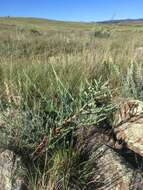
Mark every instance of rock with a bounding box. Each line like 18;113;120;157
93;145;140;190
0;150;13;190
0;149;28;190
113;98;143;157
77;125;143;190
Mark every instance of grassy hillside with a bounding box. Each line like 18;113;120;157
0;17;143;189
0;16;97;32
1;17;143;99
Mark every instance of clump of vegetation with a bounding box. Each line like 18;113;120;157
92;25;110;38
0;79;115;189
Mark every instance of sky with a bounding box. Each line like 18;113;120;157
1;0;143;22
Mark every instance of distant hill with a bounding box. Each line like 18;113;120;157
0;16;143;33
1;16;143;26
97;18;143;24
0;16;96;32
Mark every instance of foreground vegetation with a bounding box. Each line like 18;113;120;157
0;17;143;189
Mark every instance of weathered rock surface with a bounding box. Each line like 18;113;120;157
77;125;143;190
0;150;13;190
0;149;28;190
113;98;143;157
94;145;142;190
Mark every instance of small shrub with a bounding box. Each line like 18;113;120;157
0;80;115;189
93;27;110;38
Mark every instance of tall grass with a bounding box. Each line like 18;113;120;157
0;19;143;189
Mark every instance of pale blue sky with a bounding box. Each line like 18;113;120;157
0;0;143;22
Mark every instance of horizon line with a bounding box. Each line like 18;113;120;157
1;15;143;23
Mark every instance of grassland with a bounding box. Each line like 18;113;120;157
0;17;143;189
